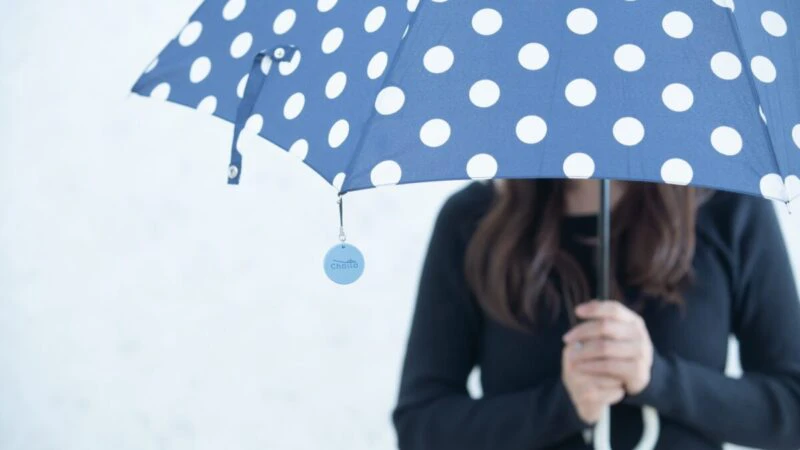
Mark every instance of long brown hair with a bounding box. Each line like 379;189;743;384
464;179;711;331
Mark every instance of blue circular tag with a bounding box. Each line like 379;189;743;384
323;243;365;285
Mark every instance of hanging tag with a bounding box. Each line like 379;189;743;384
324;243;365;285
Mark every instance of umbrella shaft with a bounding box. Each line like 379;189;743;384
597;179;611;300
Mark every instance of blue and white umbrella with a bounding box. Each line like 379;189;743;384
131;1;800;448
133;0;800;202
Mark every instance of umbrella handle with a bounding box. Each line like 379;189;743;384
593;405;660;450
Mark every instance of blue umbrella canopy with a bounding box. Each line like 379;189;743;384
132;0;800;203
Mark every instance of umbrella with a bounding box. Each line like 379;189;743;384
131;1;800;448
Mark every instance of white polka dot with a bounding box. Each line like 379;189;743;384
711;51;742;80
614;44;646;72
197;95;217;114
332;172;346;191
365;6;386;33
563;153;595;179
761;11;788;37
236;73;249;98
325;72;347;99
711;126;742;156
469;80;500;108
565;79;596;107
260;57;273;75
144;58;158;73
322;28;344;54
368;52;389;79
662;83;694;112
472;8;503;36
150;82;170;101
407;0;420;12
329;119;350;148
375;86;405;115
279;51;301;75
179;21;203;46
420;119;451;148
317;0;337;13
567;8;597;35
661;158;694;185
273;9;296;35
223;0;246;20
424;46;454;74
371;160;402;186
518;43;549;71
244;114;263;133
751;56;776;83
283;92;305;120
713;0;735;10
466;154;498;179
792;124;800;149
230;32;253;59
760;173;786;200
288;139;308;160
613;117;645;146
516;116;548;144
190;57;212;83
662;11;693;39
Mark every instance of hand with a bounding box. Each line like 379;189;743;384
563;300;654;395
562;341;626;424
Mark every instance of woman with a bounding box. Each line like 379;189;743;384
392;179;800;449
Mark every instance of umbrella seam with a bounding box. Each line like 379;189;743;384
723;5;788;201
339;4;426;194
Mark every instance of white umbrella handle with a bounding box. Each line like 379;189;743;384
593;406;660;450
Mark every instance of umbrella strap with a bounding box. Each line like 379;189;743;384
227;45;297;184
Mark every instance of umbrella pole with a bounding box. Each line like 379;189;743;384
597;179;611;300
593;179;613;450
593;180;660;450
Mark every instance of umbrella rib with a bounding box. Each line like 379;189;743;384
338;4;426;194
722;7;788;199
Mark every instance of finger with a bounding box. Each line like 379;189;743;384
563;319;637;343
567;339;640;362
593;387;626;406
578;386;626;406
575;300;641;324
567;369;623;389
575;359;638;379
589;375;623;390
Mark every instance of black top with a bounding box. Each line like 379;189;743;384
392;181;800;450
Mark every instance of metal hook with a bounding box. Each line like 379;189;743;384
338;195;346;243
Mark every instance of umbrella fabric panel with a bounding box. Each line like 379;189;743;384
345;0;800;201
730;0;800;199
132;1;414;187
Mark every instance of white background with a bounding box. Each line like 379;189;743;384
1;1;799;449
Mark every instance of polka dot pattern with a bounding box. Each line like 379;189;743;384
563;153;595;179
469;80;500;108
133;2;800;202
472;9;503;36
424;46;454;74
466;154;498;179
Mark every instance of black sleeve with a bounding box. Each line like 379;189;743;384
626;197;800;449
392;191;587;450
